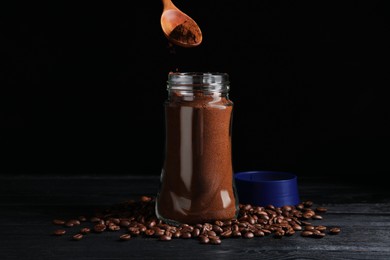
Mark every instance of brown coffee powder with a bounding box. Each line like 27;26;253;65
169;20;202;45
156;93;238;224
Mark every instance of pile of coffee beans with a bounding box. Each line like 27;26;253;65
51;196;341;244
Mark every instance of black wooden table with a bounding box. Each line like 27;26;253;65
1;175;390;260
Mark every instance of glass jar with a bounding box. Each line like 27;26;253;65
155;72;239;225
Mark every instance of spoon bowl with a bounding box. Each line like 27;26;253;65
161;0;202;48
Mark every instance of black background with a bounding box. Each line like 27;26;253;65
1;1;389;184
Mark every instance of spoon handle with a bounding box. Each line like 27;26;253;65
162;0;176;11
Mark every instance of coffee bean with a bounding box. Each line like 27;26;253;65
147;220;156;229
232;230;242;237
312;215;323;220
78;216;87;222
292;224;302;231
314;232;326;238
140;196;152;202
293;218;302;225
316;225;327;232
312;230;322;235
220;230;232;238
329;227;341;235
301;231;313;237
119;234;131;241
144;229;155;236
244;232;254;238
240;215;249;221
153;228;165;237
80;228;91;234
52;219;65;225
209;237;222;245
258;214;269;221
64;221;74;227
159;235;172;241
243;204;252;211
192;228;200;237
261;229;272;235
94;223;106;233
285;228;295;236
214;220;224;227
238;221;248;228
207;230;217;237
316;207;328;213
304;225;315;231
111;218;120;225
212;225;223;234
119;220;130;227
72;234;83;241
254;230;265;237
138;225;147;232
181;226;194;233
67;219;81;226
166;227;176;233
303;201;313;207
238;228;248;234
108;225;121;231
53;229;66;236
199;236;210;244
232;224;239;232
90;217;101;223
274;230;284;238
181;232;191;239
312;230;325;238
248;217;257;225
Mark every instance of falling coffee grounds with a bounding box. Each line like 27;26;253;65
51;196;341;245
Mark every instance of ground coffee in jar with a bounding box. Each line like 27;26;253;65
155;72;239;225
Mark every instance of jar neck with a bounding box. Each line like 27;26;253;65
167;90;229;103
167;72;230;94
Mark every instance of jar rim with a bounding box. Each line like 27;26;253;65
167;72;230;91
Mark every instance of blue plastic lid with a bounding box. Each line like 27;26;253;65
234;171;300;207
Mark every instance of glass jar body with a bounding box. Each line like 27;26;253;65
155;72;239;225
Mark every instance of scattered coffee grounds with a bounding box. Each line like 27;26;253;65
156;91;238;224
169;20;201;45
51;196;341;244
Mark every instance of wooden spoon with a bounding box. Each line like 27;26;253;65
160;0;202;48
